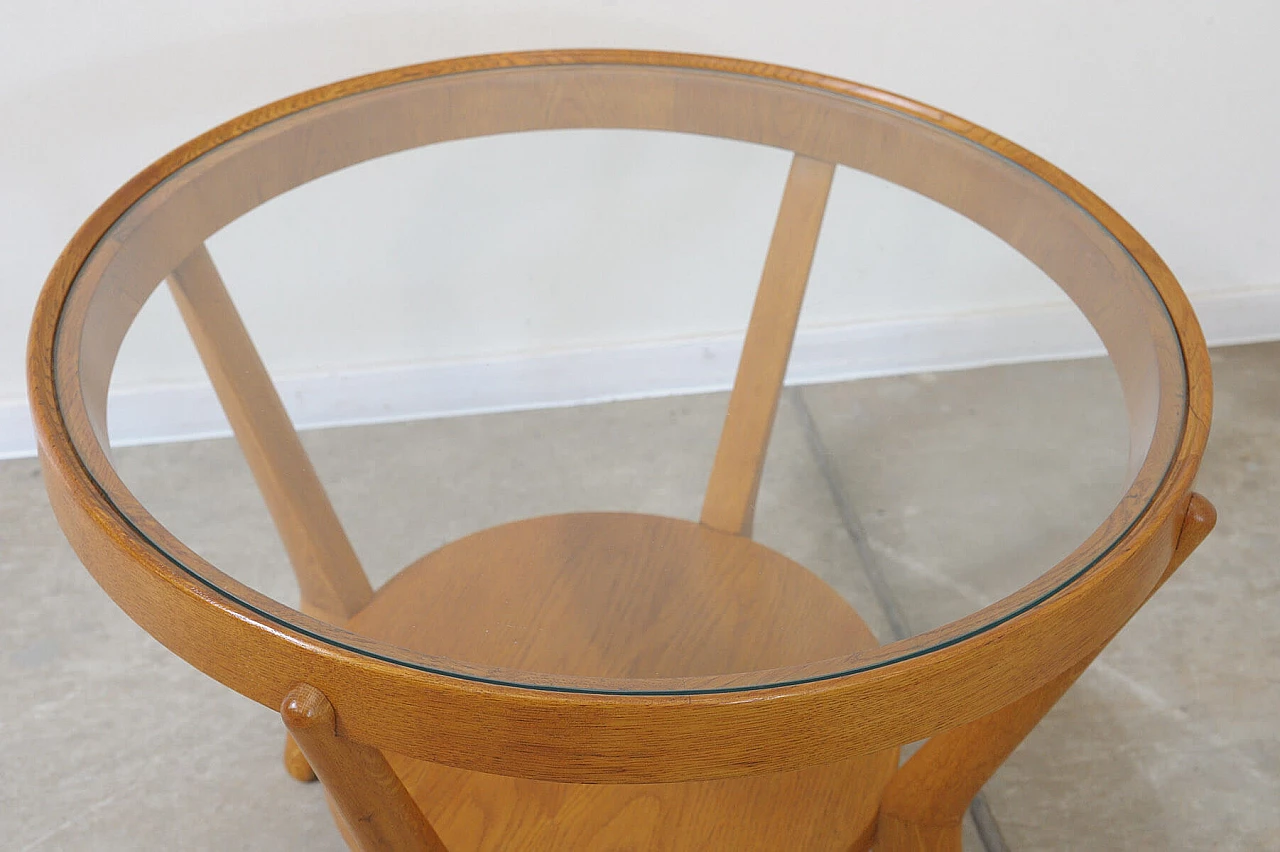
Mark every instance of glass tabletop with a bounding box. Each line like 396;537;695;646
53;56;1187;694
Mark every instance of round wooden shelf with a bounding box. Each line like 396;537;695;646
347;512;894;848
351;513;878;679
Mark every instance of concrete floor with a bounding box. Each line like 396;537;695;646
3;343;1277;850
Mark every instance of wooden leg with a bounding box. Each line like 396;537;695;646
875;493;1215;851
283;732;317;783
876;653;1094;851
281;684;448;851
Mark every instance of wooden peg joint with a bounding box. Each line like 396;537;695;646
1169;492;1216;573
281;684;447;851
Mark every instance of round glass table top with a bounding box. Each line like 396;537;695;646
46;53;1194;695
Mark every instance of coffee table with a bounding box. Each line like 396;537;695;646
28;50;1214;850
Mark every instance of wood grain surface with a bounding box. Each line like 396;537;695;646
348;512;876;678
348;511;896;849
282;683;446;851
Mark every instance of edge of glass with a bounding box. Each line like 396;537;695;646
56;65;1190;696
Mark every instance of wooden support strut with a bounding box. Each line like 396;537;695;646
875;493;1216;851
281;684;448;851
168;245;374;623
701;154;836;537
169;244;378;783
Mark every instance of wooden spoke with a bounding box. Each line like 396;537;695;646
282;684;448;851
168;245;373;624
701;154;836;536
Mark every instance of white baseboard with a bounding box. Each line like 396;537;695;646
4;289;1278;460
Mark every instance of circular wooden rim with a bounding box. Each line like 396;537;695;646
29;50;1211;779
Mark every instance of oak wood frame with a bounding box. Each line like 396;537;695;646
28;50;1214;849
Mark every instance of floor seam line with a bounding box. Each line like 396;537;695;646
788;386;911;640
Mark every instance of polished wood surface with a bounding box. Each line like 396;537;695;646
282;684;446;851
702;154;835;537
28;50;1216;850
345;512;895;849
391;753;891;851
349;512;876;677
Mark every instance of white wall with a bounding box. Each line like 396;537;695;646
3;1;1278;454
